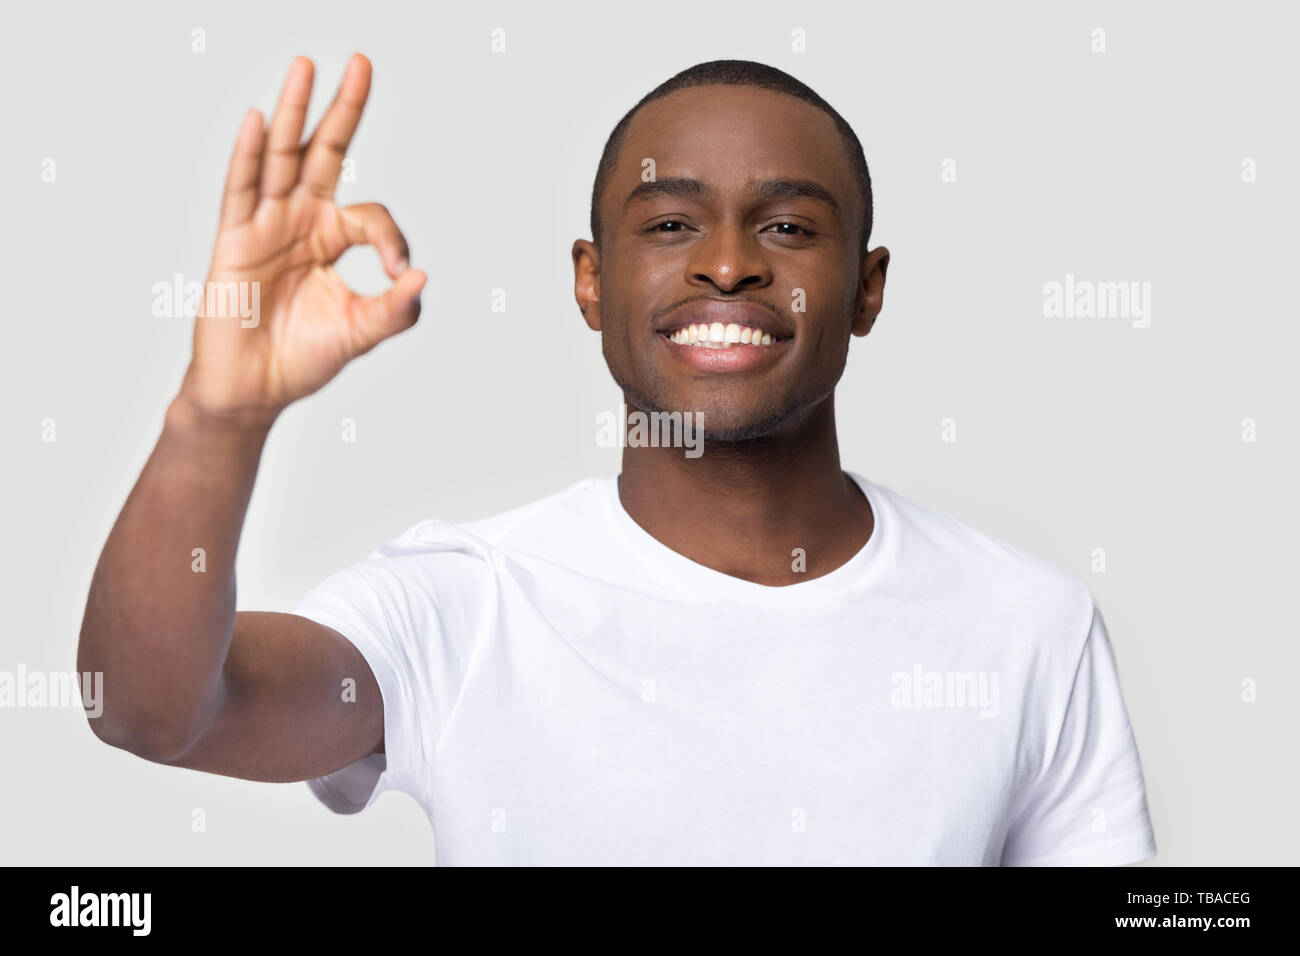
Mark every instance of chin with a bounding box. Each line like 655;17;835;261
614;370;815;443
662;395;803;444
695;411;800;443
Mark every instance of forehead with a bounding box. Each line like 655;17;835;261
613;84;856;210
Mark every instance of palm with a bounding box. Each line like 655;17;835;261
184;55;425;421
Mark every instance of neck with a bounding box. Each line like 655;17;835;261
617;394;873;586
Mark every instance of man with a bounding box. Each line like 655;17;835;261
79;54;1157;866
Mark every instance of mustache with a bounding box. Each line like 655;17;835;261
654;294;790;325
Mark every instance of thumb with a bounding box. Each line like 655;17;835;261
353;268;426;352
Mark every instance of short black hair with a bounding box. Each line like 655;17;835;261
589;59;874;256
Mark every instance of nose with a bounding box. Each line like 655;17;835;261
685;222;773;295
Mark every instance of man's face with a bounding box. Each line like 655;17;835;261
574;84;888;441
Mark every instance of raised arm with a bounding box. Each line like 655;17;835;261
78;55;423;781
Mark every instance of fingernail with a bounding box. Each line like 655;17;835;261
395;258;409;273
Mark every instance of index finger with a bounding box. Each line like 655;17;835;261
299;53;372;198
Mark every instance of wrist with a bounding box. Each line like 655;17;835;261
166;387;280;440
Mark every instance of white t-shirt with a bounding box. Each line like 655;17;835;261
290;472;1156;866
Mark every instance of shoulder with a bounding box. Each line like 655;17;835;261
294;478;605;628
359;476;607;577
455;476;607;548
860;474;1095;645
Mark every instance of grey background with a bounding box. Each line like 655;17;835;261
1;0;1295;864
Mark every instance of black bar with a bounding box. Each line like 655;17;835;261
2;866;1282;941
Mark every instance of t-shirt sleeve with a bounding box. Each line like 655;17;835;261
287;524;494;815
1000;601;1157;866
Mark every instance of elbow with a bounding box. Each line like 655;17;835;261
85;707;201;764
77;627;220;764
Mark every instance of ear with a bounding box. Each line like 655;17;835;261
851;246;889;337
572;238;602;331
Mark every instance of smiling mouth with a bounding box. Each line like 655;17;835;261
660;322;787;348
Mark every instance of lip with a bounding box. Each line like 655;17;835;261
657;326;790;372
656;300;795;341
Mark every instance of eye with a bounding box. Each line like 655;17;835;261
764;222;814;237
646;219;692;233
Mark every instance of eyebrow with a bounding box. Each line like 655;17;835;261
623;176;840;214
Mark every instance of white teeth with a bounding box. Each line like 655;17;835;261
668;323;781;347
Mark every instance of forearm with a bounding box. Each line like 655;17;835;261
78;54;413;767
77;390;275;756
